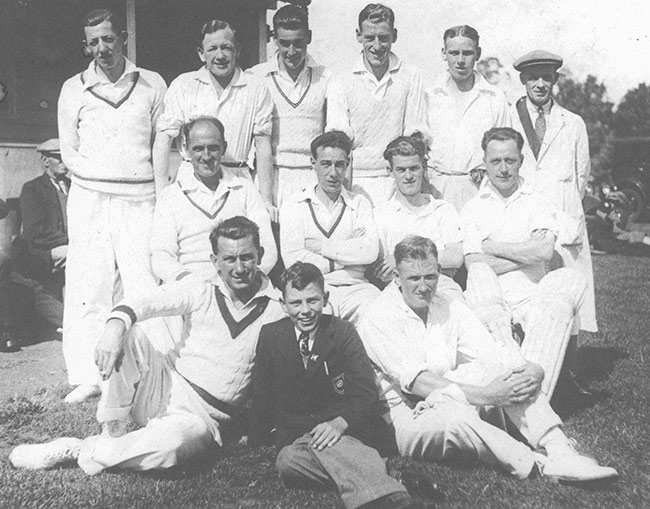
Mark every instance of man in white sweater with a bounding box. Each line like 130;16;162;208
150;116;277;282
248;4;329;208
327;3;427;206
57;9;167;404
280;131;380;326
10;216;286;475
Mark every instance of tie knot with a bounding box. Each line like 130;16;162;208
537;106;545;115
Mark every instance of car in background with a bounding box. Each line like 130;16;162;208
611;137;650;223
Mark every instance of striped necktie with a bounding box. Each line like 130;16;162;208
299;332;310;368
535;106;546;143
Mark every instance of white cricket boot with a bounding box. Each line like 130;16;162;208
9;437;82;470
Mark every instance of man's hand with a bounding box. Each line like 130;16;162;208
506;363;544;401
370;257;394;283
484;371;533;407
304;237;323;255
264;201;279;223
94;319;128;380
310;416;348;450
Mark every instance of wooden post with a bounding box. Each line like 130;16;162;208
257;6;267;64
126;0;137;63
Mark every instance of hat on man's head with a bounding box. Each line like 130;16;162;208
513;50;563;72
36;138;60;155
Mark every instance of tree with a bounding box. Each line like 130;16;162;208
613;83;650;138
556;73;615;180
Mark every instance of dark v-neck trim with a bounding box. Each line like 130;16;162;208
214;286;270;338
81;71;140;109
306;198;347;239
271;67;312;109
179;181;230;220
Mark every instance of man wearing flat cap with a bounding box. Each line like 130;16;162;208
511;50;597;336
19;138;70;279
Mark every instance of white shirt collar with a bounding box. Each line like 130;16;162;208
177;166;244;197
526;97;553;117
389;193;447;214
297;184;358;210
212;272;281;304
196;66;249;87
478;176;532;202
82;57;139;89
352;51;402;75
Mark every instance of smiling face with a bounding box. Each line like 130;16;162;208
275;26;311;74
395;255;440;313
198;28;239;82
211;235;262;295
389;154;425;197
187;121;226;187
84;20;125;76
281;281;328;334
442;35;481;85
484;138;523;198
312;145;349;200
521;64;558;107
356;20;396;73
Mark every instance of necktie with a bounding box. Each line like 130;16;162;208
299;332;310;368
535;106;546;143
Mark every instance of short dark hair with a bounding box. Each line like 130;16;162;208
481;127;524;152
182;116;226;146
82;8;125;35
198;19;238;49
278;262;325;295
273;4;309;32
358;3;395;29
310;130;352;159
394;236;438;266
209;216;260;254
443;25;480;47
384;132;428;165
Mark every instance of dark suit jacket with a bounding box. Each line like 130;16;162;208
250;315;378;450
19;173;68;264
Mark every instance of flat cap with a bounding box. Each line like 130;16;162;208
36;138;60;154
513;50;563;72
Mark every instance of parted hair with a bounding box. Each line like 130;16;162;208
310;130;352;159
198;19;238;48
278;262;325;295
383;132;428;165
394;236;439;266
481;127;524;152
82;8;125;34
273;4;309;32
209;216;260;253
443;25;480;46
358;3;395;29
182;116;226;145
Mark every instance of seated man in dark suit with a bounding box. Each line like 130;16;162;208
19;138;69;286
250;261;425;509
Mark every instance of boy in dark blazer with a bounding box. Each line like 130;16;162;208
250;261;422;509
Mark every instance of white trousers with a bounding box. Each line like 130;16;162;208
327;283;380;327
78;324;222;474
63;185;169;385
275;166;317;208
387;389;562;479
465;263;587;396
350;176;395;207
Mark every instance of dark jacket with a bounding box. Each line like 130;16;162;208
19;174;68;268
250;315;378;450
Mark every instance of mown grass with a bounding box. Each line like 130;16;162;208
1;254;649;508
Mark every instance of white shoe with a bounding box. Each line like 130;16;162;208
9;437;82;470
64;384;101;404
535;452;619;483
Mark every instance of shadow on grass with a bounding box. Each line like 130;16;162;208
577;346;628;383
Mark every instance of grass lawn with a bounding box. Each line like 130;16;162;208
1;253;649;508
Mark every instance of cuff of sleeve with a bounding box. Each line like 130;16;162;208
425;383;469;406
108;305;136;329
399;363;429;393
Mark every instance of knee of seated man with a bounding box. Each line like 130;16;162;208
276;444;306;482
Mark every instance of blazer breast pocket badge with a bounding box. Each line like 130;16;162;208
331;373;345;395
